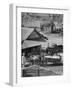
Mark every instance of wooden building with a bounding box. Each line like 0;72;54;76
21;27;48;59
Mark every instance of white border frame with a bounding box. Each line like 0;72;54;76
9;4;70;86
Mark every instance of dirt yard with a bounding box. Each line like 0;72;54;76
22;65;63;77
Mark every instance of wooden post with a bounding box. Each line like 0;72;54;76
37;66;40;76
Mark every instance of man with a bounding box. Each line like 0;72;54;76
21;52;26;67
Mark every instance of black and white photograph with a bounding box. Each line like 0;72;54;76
21;12;63;77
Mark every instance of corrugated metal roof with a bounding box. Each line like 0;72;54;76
21;27;48;41
21;27;34;40
22;40;43;49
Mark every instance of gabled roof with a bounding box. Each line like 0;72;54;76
21;27;34;40
21;27;48;41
